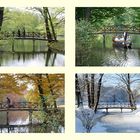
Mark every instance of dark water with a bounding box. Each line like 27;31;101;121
76;47;140;66
76;34;140;66
0;40;64;66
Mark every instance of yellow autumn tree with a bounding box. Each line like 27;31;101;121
0;74;27;101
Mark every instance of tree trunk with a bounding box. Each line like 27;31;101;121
36;74;47;112
43;7;53;42
94;74;104;113
0;7;4;31
75;74;82;107
91;74;95;107
85;74;91;108
85;8;91;21
46;74;57;109
46;8;57;41
127;74;136;109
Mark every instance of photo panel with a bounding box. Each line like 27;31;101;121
0;73;65;133
0;7;65;66
76;7;140;66
75;73;140;133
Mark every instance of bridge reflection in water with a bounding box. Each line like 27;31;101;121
0;34;64;66
0;102;64;133
0;49;64;66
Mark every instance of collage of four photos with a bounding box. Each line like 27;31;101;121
1;1;140;134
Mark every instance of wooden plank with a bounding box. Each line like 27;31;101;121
0;123;43;128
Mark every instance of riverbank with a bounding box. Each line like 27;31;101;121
49;40;64;55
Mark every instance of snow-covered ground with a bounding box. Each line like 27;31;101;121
76;104;140;133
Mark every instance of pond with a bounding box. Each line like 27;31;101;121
92;110;140;133
76;34;140;66
0;40;64;66
0;111;64;133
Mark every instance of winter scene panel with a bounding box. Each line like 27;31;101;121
75;73;140;133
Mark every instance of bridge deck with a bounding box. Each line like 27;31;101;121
92;25;140;34
97;103;136;112
93;31;140;35
0;108;40;111
0;102;64;112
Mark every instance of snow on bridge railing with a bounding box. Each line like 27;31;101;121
98;102;133;107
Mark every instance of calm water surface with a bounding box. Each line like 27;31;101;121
76;34;140;66
76;47;140;66
0;40;64;66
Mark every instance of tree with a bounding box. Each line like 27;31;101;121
0;7;4;31
46;8;57;41
33;7;57;42
75;74;83;107
85;74;91;108
90;74;95;107
94;74;104;113
116;74;137;109
2;8;45;32
46;74;57;108
0;74;27;96
43;7;53;42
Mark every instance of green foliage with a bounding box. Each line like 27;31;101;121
76;7;140;45
1;7;64;35
76;20;95;44
2;8;45;32
32;109;64;133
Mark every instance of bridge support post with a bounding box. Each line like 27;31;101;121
103;33;106;48
6;111;9;125
106;108;108;113
12;40;15;52
33;38;35;52
6;111;10;133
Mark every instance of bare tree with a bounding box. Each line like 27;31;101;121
116;74;138;109
94;74;104;113
91;74;95;107
75;74;83;107
85;74;91;108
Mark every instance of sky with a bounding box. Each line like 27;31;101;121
78;73;140;90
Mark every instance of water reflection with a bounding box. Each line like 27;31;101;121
0;50;64;66
0;111;64;133
0;40;64;66
76;34;140;66
76;46;140;66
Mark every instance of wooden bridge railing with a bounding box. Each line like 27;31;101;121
0;102;39;110
97;102;137;112
93;25;140;34
0;31;48;40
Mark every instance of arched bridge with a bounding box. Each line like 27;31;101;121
0;32;55;41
